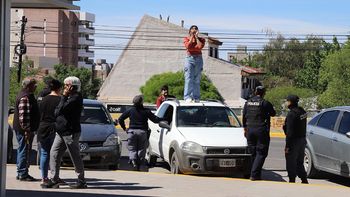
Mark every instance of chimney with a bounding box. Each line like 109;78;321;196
181;20;184;28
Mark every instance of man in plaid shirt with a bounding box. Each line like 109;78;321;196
13;77;40;181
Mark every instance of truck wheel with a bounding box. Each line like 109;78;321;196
170;152;182;174
304;147;318;178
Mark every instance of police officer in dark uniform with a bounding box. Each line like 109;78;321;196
243;86;276;181
283;95;308;184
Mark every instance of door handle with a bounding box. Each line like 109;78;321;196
157;129;161;133
332;137;338;142
309;131;314;135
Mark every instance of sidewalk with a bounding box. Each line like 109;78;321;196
6;164;349;197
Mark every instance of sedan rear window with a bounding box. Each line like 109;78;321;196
176;106;241;127
317;110;340;131
339;112;350;135
81;106;111;124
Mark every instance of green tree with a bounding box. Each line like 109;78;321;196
54;64;101;99
9;60;43;107
318;40;350;108
265;86;316;114
140;71;223;103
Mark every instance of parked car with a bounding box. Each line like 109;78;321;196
62;99;122;170
147;100;251;177
304;106;350;178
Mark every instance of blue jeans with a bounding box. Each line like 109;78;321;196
15;130;34;177
40;133;55;179
184;55;203;100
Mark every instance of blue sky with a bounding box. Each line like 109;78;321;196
76;0;350;63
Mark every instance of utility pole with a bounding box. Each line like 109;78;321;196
14;16;27;83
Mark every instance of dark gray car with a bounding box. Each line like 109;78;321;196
62;99;121;170
304;106;350;178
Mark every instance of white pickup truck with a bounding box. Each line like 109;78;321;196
147;100;251;177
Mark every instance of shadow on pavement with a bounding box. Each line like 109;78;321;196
261;169;287;182
7;190;154;197
308;172;350;187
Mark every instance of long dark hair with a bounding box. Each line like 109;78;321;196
49;79;62;92
189;25;198;34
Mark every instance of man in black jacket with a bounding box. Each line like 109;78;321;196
13;77;40;181
243;86;276;181
45;76;86;189
284;95;308;184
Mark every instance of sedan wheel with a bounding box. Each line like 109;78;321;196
304;148;318;178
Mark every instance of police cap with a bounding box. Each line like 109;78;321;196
286;94;300;104
255;86;266;95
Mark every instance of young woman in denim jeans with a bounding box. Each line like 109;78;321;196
183;25;205;102
37;79;62;187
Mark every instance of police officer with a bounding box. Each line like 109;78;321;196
243;86;276;181
118;95;163;171
283;95;308;184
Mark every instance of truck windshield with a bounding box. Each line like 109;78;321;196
176;106;241;127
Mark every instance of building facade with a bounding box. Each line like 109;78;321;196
10;9;94;70
227;45;249;63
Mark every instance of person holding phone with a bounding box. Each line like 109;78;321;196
44;76;86;189
183;25;205;103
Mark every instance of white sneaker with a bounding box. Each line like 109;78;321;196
185;98;193;103
194;99;200;103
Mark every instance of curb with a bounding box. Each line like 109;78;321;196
270;132;285;138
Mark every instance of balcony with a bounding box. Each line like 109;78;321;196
78;37;95;46
78;49;94;58
79;25;95;34
79;12;95;22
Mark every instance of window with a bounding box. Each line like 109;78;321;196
317;111;340;131
308;113;322;126
338;111;350;135
176;106;241;128
209;47;213;57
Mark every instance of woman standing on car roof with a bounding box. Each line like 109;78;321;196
183;25;205;103
118;95;163;171
36;79;63;187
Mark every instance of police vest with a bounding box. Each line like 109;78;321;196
245;97;268;127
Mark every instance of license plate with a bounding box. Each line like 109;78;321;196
81;153;91;161
219;159;236;167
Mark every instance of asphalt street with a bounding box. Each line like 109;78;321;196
117;131;350;186
8;130;350;187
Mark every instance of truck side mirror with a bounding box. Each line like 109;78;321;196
159;121;171;130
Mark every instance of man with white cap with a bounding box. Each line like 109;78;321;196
44;76;86;189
